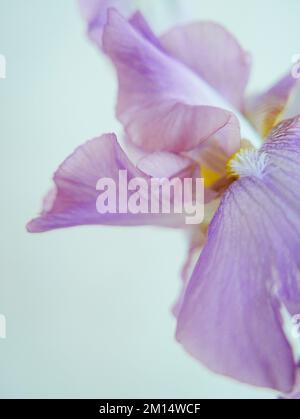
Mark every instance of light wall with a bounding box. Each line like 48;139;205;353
0;0;299;398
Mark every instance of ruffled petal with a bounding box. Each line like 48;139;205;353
160;21;251;110
27;134;199;233
103;9;242;154
245;73;298;138
176;116;300;392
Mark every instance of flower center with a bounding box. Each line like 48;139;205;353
227;148;268;179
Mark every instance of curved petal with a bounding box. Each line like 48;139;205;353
245;73;299;138
137;151;194;178
176;116;300;392
160;21;251;110
122;100;241;154
103;9;242;154
187;113;243;175
27;134;198;233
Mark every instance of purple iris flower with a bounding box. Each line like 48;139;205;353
27;0;300;396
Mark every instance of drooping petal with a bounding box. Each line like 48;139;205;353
176;116;300;392
160;21;251;110
27;134;199;233
103;9;243;154
172;226;207;318
245;73;299;138
78;0;133;48
180;198;221;282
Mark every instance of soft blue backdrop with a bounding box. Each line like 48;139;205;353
0;0;300;398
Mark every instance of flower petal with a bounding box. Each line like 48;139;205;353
103;9;242;154
245;73;298;138
27;134;198;233
176;116;300;392
160;21;251;110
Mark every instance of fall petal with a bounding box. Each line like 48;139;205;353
176;116;300;392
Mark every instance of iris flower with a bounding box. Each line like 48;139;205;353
27;0;300;396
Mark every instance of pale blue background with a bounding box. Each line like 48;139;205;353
0;0;300;398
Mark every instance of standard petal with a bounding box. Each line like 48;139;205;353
245;73;299;138
103;9;243;154
160;21;251;110
129;11;163;49
176;116;300;392
27;134;198;233
78;0;133;48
